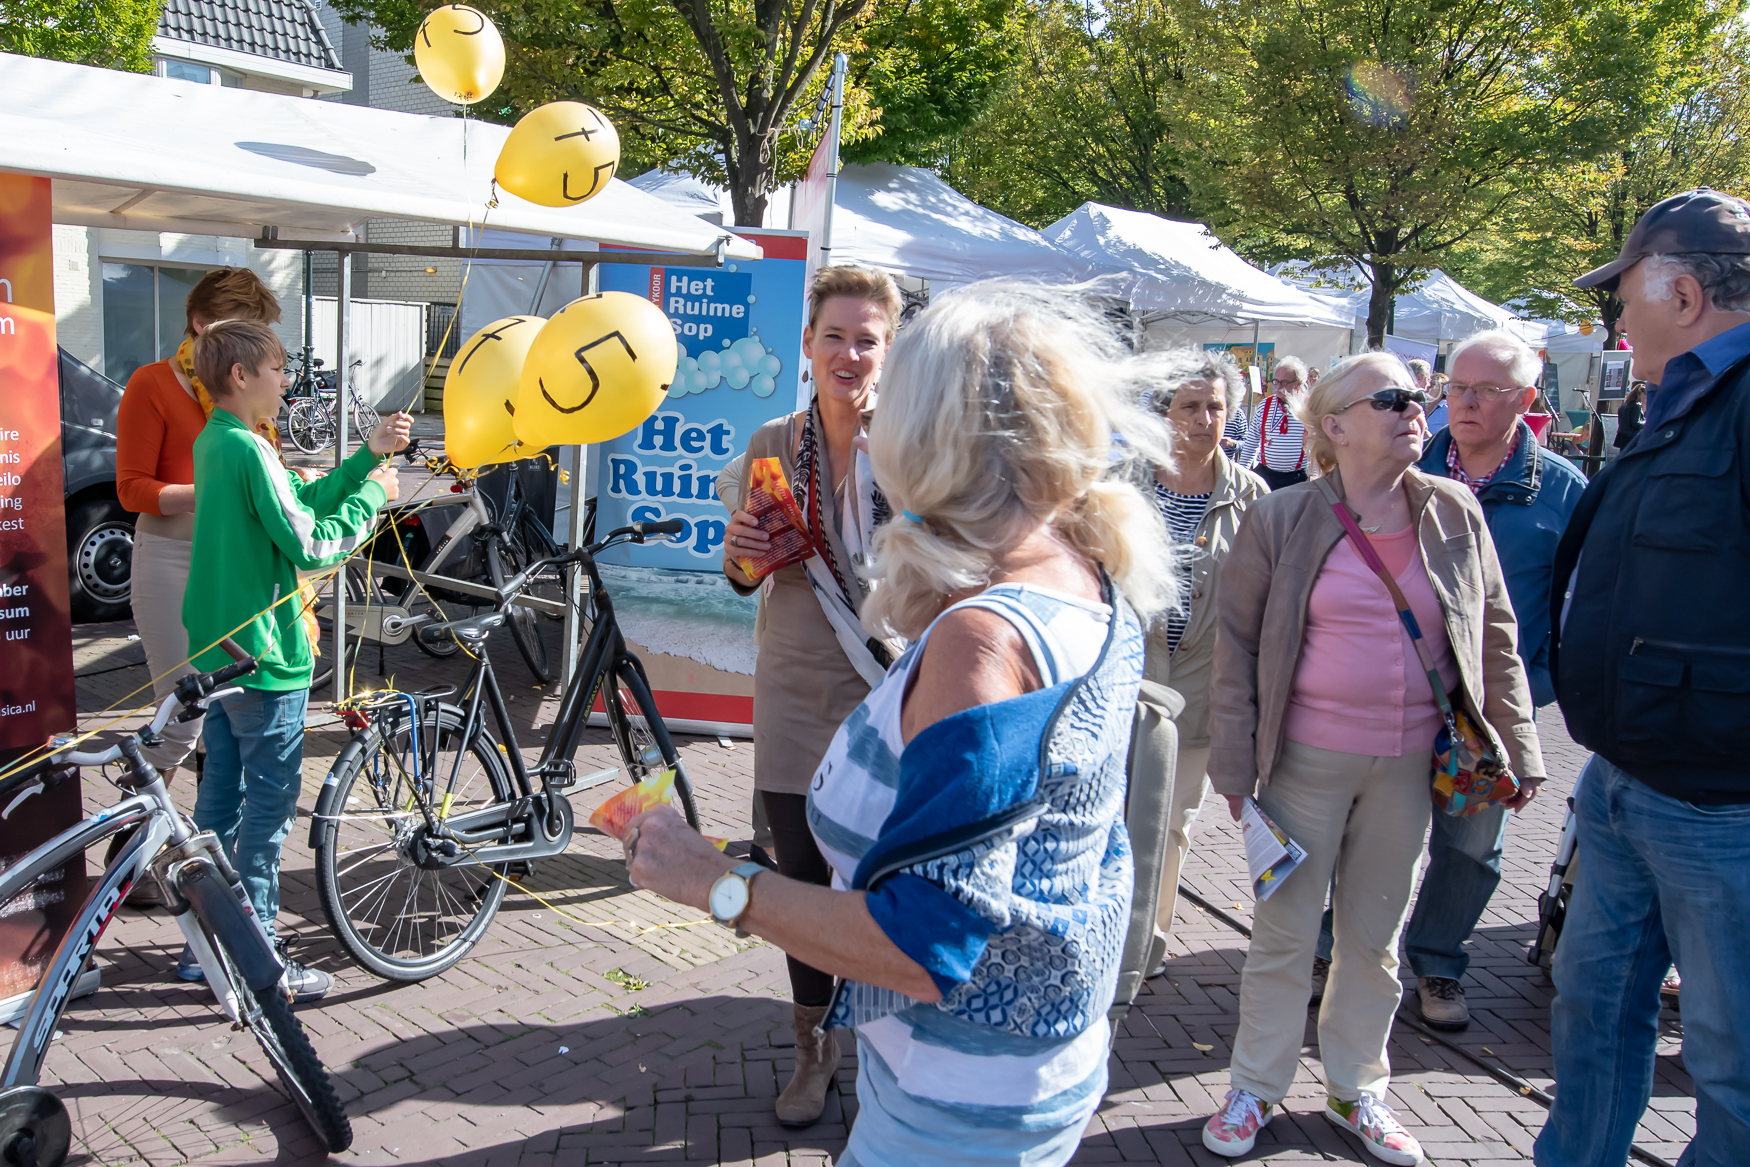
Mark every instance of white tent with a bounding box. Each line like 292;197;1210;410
1281;263;1546;348
1044;203;1355;369
630;163;1101;286
0;52;759;260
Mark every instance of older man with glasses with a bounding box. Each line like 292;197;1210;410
1237;356;1312;490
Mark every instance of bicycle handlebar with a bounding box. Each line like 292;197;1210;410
494;519;686;604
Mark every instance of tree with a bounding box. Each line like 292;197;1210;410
1172;0;1733;346
334;0;1018;226
941;0;1195;228
0;0;161;72
1452;21;1750;344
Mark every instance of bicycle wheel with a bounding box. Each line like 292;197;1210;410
313;709;514;981
286;399;327;454
514;512;567;622
351;393;380;444
308;564;366;693
202;925;352;1151
486;536;552;683
608;660;698;829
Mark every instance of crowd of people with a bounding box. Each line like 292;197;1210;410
108;187;1749;1166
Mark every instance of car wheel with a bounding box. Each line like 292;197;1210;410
66;497;135;623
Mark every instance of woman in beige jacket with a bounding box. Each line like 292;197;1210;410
1132;351;1267;960
720;265;902;1127
1199;353;1543;1165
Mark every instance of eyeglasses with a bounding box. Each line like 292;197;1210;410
1337;388;1429;413
1272;376;1303;387
1447;382;1526;402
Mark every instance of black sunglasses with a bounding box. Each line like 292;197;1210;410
1338;388;1429;413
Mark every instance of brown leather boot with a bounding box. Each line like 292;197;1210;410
774;1002;839;1127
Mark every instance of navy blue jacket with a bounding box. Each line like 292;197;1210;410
1418;421;1587;707
1551;339;1750;804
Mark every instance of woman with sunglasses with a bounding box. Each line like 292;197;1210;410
1200;352;1542;1165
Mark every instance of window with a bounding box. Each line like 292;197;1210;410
101;264;213;381
159;58;217;84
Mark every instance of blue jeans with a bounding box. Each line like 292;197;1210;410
194;686;308;937
1315;804;1508;980
1534;756;1750;1167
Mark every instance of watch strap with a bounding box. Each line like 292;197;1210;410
714;862;765;935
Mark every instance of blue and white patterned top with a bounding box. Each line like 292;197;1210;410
806;580;1145;1131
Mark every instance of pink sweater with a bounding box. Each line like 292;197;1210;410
1283;526;1459;758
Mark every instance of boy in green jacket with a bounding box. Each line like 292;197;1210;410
183;319;407;1000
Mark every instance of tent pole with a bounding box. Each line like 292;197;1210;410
1250;318;1261;414
332;251;351;705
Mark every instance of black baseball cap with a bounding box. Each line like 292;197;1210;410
1574;188;1750;292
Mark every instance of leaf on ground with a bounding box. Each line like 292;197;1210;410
605;967;651;991
1192;1042;1213;1051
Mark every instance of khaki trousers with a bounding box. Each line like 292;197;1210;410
1156;744;1210;934
130;531;203;771
1228;739;1432;1104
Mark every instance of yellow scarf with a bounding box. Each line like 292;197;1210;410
176;338;324;659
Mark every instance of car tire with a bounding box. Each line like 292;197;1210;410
66;497;135;623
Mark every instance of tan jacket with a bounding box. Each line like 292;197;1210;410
1207;467;1543;797
1144;451;1269;748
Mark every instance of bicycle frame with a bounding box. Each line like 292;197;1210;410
0;775;262;1089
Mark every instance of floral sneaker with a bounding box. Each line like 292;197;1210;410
1325;1094;1424;1165
1202;1088;1273;1156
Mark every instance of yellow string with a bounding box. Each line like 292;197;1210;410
486;865;712;935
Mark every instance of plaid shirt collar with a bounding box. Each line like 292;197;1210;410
1446;431;1521;491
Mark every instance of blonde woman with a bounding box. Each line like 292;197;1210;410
1201;352;1543;1165
718;265;901;1125
1135;351;1267;958
626;282;1175;1164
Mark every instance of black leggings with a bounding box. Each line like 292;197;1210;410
759;790;836;1008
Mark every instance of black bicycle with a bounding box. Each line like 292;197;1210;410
309;518;699;982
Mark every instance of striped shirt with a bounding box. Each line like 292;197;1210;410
1224;405;1248;446
1153;483;1211;654
1238;393;1308;471
807;584;1119;1149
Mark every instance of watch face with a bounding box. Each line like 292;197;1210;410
710;873;749;922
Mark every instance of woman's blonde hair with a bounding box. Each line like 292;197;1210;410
1295;351;1412;474
863;280;1177;639
807;264;902;337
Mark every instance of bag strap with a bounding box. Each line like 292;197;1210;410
1313;476;1459;728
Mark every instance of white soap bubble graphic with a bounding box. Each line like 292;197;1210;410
670;333;783;398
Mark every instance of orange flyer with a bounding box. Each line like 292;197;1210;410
736;457;821;581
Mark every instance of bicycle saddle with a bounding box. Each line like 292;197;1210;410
419;611;506;647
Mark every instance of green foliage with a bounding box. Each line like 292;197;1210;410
1171;0;1736;344
1448;17;1750;342
0;0;162;72
942;0;1194;228
333;0;1016;225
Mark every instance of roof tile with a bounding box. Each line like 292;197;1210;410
156;0;344;73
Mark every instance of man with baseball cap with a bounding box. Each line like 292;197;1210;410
1538;188;1750;1167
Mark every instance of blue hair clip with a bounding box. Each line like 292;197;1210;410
902;509;925;523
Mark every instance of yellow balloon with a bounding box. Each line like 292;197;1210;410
494;102;621;207
444;315;544;469
514;293;678;447
414;4;505;106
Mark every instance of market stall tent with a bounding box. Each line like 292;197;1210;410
1281;263;1546;348
1043;203;1355;369
0;51;759;259
631;164;1103;286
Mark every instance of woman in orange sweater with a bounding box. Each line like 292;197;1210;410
117;267;282;778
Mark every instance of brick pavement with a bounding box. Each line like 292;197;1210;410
48;606;1694;1166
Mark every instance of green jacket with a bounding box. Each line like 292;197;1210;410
185;409;386;689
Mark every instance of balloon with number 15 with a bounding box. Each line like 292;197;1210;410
513;293;678;447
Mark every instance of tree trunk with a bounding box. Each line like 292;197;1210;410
725;129;781;228
1364;261;1397;349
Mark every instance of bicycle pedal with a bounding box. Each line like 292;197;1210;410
507;860;538;879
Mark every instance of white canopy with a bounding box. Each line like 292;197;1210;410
1043;203;1354;329
0;52;759;260
1283;263;1545;346
630;163;1098;285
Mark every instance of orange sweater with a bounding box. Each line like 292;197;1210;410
116;360;207;516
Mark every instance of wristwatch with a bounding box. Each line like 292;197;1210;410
707;862;765;937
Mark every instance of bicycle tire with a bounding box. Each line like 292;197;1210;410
608;660;698;830
313;710;514;981
350;392;380;444
308;565;365;693
514;512;567;623
286;399;332;454
486;536;552;683
202;926;352;1152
